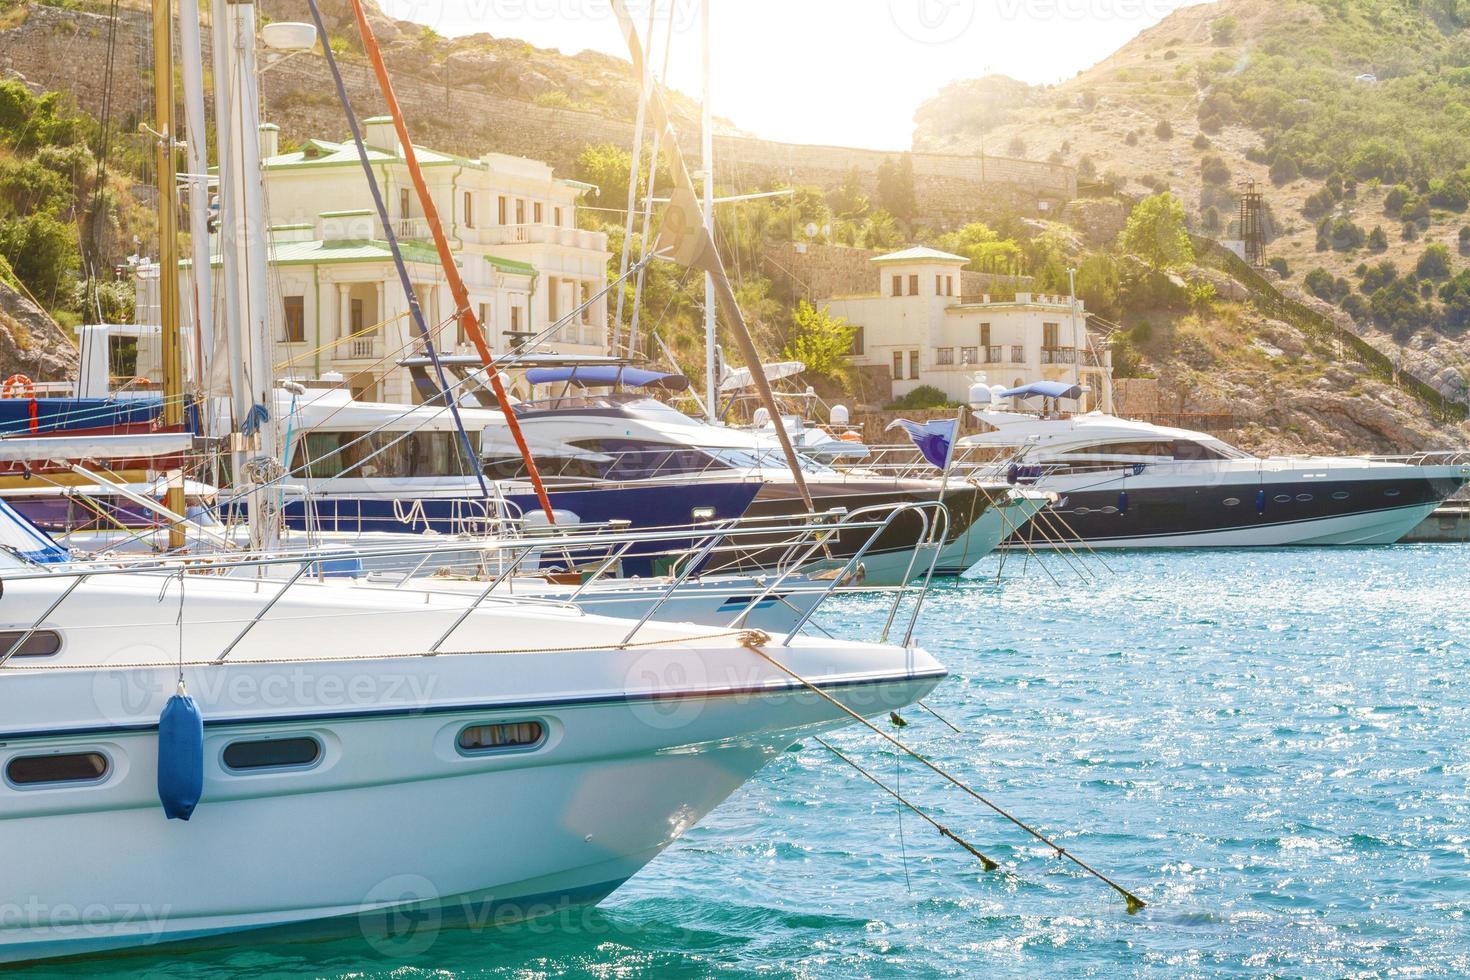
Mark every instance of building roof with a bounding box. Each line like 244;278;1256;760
871;246;969;266
484;255;537;277
184;238;454;269
261;138;464;171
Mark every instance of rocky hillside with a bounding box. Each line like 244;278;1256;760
914;0;1470;415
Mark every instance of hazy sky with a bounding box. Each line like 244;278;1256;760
382;0;1216;149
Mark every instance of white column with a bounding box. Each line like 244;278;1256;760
339;283;351;344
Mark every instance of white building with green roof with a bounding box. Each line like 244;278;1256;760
175;119;610;402
824;246;1113;410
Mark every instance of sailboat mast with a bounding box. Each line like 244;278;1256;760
151;0;186;549
701;0;717;423
178;0;213;394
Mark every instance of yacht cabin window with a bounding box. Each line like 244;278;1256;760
1059;439;1242;460
291;431;482;479
458;721;545;754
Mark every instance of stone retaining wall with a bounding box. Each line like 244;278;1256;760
1;3;1076;228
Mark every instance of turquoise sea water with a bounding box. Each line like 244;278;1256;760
20;545;1470;978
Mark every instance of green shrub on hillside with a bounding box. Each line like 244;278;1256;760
0;213;77;305
1200;154;1231;186
1360;260;1399;294
886;385;954;410
1269;155;1301;185
1416;243;1453;280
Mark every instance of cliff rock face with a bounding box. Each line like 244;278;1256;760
0;281;78;382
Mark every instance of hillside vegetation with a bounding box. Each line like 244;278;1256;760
914;0;1470;409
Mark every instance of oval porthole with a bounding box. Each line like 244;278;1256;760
1073;507;1092;516
1296;494;1313;502
1223;497;1241;507
457;721;546;755
1100;506;1119;515
1385;488;1401;497
222;736;322;773
6;751;108;787
1274;494;1293;504
1332;491;1350;501
0;630;62;659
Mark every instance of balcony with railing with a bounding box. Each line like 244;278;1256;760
393;217;433;241
346;334;380;360
475;223;608;251
1041;346;1077;365
982;345;1004;364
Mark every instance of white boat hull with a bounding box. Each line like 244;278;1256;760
0;574;941;964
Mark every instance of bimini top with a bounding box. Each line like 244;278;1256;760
525;366;691;391
1000;380;1083;400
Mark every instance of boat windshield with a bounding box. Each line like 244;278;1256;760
515;392;701;425
704;446;838;476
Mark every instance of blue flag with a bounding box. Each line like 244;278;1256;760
886;418;958;470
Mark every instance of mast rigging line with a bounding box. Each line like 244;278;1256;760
300;0;489;503
626;0;677;360
612;0;658;352
336;0;556;523
609;0;816;518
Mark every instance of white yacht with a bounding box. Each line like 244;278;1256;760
962;384;1470;548
0;538;943;964
481;388;1017;582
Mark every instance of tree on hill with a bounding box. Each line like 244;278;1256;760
1154;119;1173;140
935;222;1024;275
573;142;669;217
782;301;855;386
827;167;870;222
1120;193;1194;270
876;154;917;227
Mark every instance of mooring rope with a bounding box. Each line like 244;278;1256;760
740;632;1147;913
815;736;997;871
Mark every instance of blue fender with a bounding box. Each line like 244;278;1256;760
158;686;204;821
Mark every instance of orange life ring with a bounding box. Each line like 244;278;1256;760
1;374;34;399
838;430;864;442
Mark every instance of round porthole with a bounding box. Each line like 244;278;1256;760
1274;494;1292;504
1296;493;1313;502
1223;497;1241;507
1332;491;1350;501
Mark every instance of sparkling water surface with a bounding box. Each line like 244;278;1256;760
19;546;1470;978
